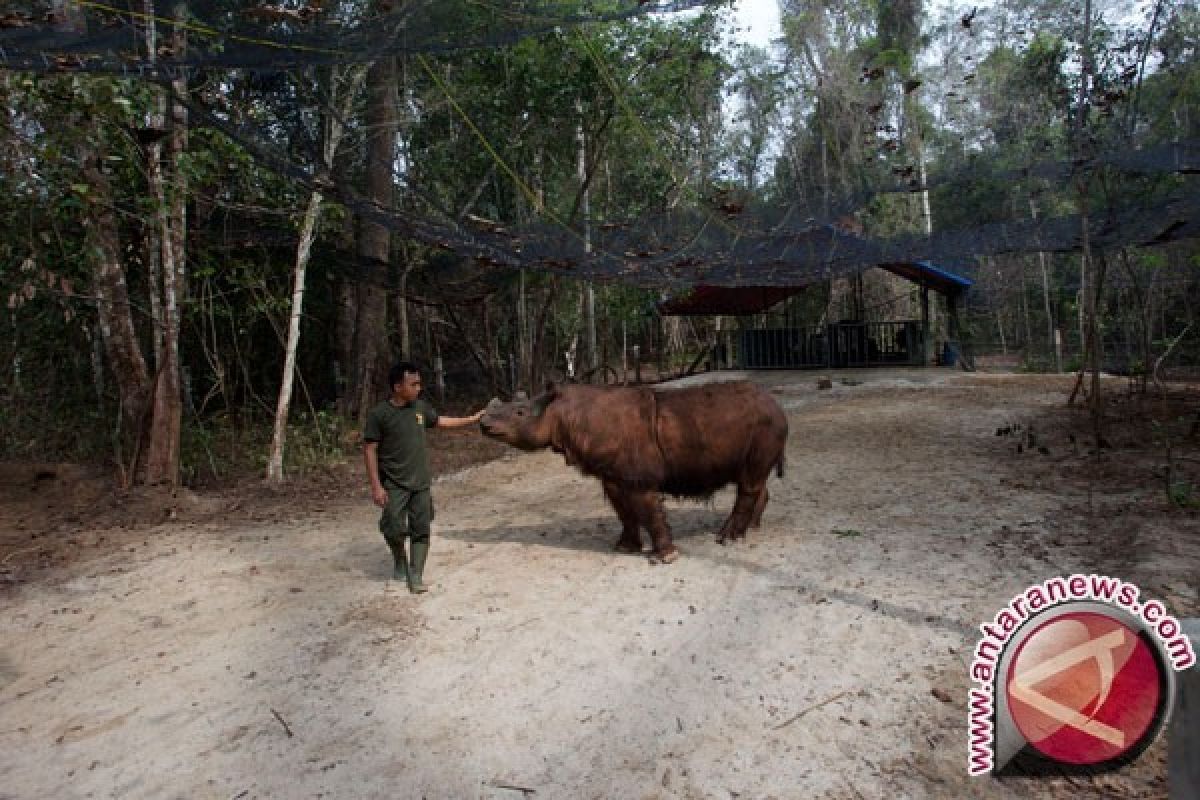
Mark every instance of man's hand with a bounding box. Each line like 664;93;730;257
364;441;387;506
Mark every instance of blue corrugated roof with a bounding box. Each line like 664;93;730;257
877;260;973;295
914;260;974;287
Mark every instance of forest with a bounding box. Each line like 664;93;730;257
2;0;1198;487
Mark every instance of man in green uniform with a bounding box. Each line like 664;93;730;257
363;362;484;593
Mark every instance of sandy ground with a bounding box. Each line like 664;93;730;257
1;369;1197;800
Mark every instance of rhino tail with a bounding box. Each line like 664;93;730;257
775;454;785;479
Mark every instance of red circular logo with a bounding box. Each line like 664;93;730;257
1005;611;1163;765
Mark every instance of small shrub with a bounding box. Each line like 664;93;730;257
284;410;353;473
1168;480;1200;509
179;410;355;487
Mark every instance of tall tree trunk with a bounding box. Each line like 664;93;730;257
267;189;323;483
335;280;356;408
77;135;151;468
1080;4;1096;413
1136;251;1158;391
575;104;597;380
1030;197;1059;371
1069;0;1103;439
1038;252;1058;370
395;263;412;361
1019;258;1033;352
394;242;419;364
347;55;397;420
268;66;364;483
481;301;503;392
142;1;188;486
516;268;531;394
530;277;559;388
442;300;496;393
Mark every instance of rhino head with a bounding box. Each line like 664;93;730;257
479;384;559;451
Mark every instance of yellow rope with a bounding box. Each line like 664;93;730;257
415;52;588;248
574;28;685;190
573;27;737;240
73;0;349;58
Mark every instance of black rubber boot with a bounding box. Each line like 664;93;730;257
408;538;430;594
385;538;409;584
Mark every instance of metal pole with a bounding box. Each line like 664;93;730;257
434;355;445;403
921;287;931;365
622;319;627;384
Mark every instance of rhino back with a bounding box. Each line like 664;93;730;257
550;385;666;486
653;382;787;495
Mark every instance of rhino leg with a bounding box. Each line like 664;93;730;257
603;481;643;553
630;490;677;563
750;487;769;528
717;483;762;544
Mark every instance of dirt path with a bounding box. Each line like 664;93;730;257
1;370;1195;799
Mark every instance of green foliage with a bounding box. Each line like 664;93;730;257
870;47;914;77
1022;33;1070;104
179;410;354;487
283;410;355;473
0;390;112;464
179;418;225;487
1167;480;1200;509
405;8;729;224
1151;416;1200;509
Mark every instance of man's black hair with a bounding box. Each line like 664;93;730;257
388;361;420;389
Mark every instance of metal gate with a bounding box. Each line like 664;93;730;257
733;321;924;369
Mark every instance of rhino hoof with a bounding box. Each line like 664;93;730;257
657;549;679;565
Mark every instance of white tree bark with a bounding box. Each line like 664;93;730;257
1030;198;1059;372
268;67;365;483
575;102;597;379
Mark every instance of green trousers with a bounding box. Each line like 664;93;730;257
378;485;434;590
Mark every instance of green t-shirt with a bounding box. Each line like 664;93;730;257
363;398;440;490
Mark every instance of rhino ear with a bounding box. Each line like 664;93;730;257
514;390;528;402
485;397;503;411
532;382;560;417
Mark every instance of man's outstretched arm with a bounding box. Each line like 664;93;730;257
435;410;485;429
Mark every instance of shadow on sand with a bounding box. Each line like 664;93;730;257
425;505;976;638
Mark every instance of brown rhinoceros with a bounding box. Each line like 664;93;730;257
480;381;788;563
